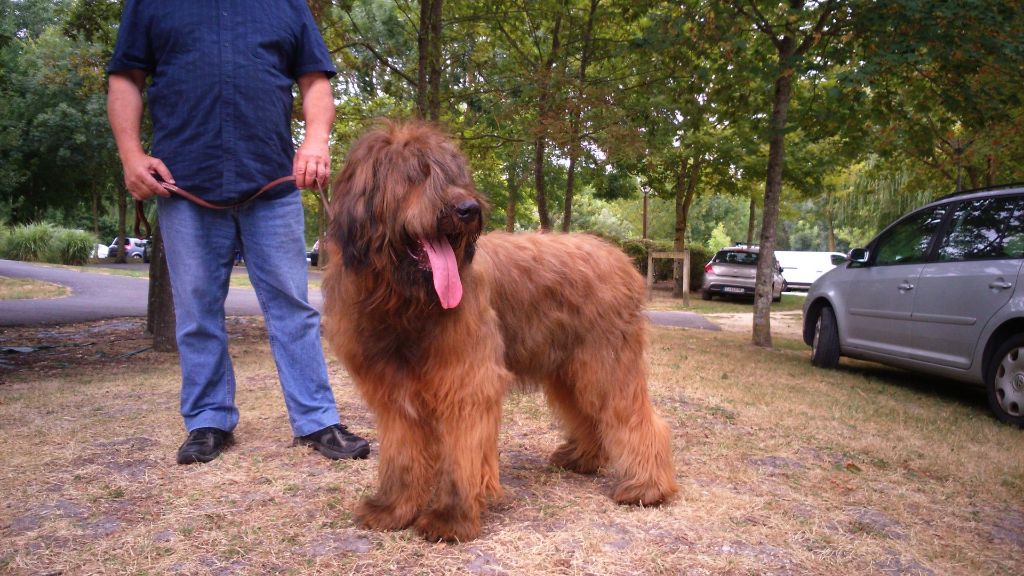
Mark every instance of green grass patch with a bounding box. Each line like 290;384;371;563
0;276;69;300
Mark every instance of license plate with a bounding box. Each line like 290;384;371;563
723;287;745;294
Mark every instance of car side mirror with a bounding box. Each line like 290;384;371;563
848;248;869;266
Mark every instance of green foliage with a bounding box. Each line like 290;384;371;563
614;238;710;286
48;227;95;265
785;219;825;251
835;226;874;250
706;223;732;253
593;167;640;202
850;0;1024;191
569;193;636;240
1;0;1021;278
687;244;712;289
2;222;56;261
1;222;96;265
0;26;119;225
618;239;671;280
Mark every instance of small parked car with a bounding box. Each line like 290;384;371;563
307;239;320;267
803;183;1024;426
776;250;848;291
701;245;785;302
108;237;147;259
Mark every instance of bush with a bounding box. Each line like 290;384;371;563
615;239;712;290
0;222;97;265
2;222;56;262
617;239;673;280
48;228;96;265
688;245;712;288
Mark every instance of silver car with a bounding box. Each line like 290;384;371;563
803;184;1024;426
107;236;147;259
701;246;785;302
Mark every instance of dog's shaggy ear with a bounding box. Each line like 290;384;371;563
331;197;371;268
329;125;393;269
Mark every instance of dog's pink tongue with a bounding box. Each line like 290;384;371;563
420;236;463;309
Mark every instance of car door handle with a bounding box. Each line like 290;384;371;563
989;280;1013;290
898;282;915;291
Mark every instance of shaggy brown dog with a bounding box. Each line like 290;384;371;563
322;120;678;542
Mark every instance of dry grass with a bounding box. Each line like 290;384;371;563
1;317;1022;575
645;288;807;314
76;264;324;291
0;276;69;301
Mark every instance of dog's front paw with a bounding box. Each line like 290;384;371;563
414;506;480;543
550;441;605;475
356;496;417;532
611;476;678;507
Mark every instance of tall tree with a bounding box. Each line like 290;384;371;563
417;0;443;119
560;0;598;232
533;10;563;231
730;0;852;348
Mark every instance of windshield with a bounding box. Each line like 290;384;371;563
712;250;759;265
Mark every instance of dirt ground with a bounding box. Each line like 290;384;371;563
0;317;265;379
1;315;1022;575
0;310;804;378
704;310;804;339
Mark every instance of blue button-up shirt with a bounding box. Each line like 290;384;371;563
107;0;336;203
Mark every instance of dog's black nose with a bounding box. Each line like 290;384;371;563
455;200;481;222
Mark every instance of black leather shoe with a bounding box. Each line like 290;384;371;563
294;424;370;460
176;427;233;465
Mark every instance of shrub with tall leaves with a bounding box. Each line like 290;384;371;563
2;223;56;262
49;228;96;265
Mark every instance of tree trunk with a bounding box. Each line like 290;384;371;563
416;0;443;120
92;190;99;239
562;153;577;233
642;187;649;240
534;136;551;231
416;0;430;118
427;0;443;121
116;181;128;264
673;155;700;297
746;191;756;245
561;0;599;233
825;188;836;251
146;221;177;352
752;44;795;348
505;158;520;232
534;12;562;232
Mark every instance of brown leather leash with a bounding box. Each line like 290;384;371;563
133;175;332;239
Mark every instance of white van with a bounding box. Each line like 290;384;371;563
775;251;847;291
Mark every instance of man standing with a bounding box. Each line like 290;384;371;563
107;0;369;464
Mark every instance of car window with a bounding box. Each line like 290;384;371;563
713;251;758;265
829;254;847;266
873;206;946;265
937;196;1024;261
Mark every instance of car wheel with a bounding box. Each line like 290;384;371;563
986;335;1024;427
701;290;712;301
131;253;143;259
810;306;840;368
772;292;782;303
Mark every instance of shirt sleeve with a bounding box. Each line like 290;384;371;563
106;0;153;75
291;0;337;79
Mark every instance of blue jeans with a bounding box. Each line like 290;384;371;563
157;192;340;437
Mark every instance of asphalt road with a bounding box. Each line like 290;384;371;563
0;259;718;331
